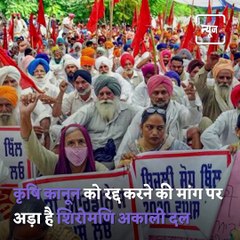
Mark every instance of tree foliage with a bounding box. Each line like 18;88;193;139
0;0;205;23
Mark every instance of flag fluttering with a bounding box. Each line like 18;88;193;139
206;0;212;24
37;0;46;27
166;2;174;26
224;4;234;51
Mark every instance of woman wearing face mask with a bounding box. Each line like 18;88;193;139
117;107;190;167
20;92;108;175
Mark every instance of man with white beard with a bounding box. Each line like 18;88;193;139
194;54;239;123
61;75;138;169
0;86;18;126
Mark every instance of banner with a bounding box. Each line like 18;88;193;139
20;169;140;240
132;150;232;239
0;127;35;186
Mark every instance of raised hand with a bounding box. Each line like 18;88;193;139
39;94;57;105
205;52;220;71
59;80;68;93
182;82;196;101
20;92;40;114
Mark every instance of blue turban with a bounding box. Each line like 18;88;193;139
165;71;181;87
219;53;230;60
27;58;50;76
94;75;121;97
36;53;50;64
123;44;132;52
234;52;240;61
157;43;167;51
56;38;65;44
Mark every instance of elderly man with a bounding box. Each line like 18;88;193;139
0;86;18;126
93;56;132;102
194;55;238;122
116;74;202;166
52;69;95;118
120;53;143;89
62;75;138;169
201;85;240;149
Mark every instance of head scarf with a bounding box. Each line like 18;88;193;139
0;66;21;85
80;56;95;66
212;58;234;79
56;38;65;44
141;63;159;77
147;75;173;96
94;75;121;96
21;56;35;73
123;44;132;52
27;58;50;76
230;42;238;48
165;71;181;87
187;59;204;73
0;86;18;107
120;54;134;67
95;56;112;71
96;47;106;56
73;70;92;84
54;124;96;174
160;49;172;58
234;52;240;61
63;54;79;69
81;47;96;57
231;85;240;107
35;53;50;64
104;41;114;49
73;42;82;52
157;43;167;51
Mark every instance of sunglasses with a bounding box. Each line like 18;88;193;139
145;107;166;115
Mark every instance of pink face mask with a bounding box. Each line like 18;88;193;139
65;147;88;167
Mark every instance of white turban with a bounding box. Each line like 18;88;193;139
63;54;80;69
73;42;82;51
0;66;21;85
95;56;112;71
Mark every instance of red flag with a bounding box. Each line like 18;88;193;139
223;5;229;23
158;13;163;30
50;19;57;43
206;0;212;24
8;16;14;41
176;21;181;31
86;0;105;33
113;0;120;5
224;4;234;51
207;11;219;55
167;2;174;26
131;0;151;57
3;26;8;50
37;0;46;27
132;8;138;28
195;45;202;60
0;47;43;92
180;18;195;51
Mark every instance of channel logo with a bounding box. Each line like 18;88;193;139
195;14;226;45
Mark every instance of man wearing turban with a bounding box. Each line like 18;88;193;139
93;56;132;102
194;55;239;122
169;56;189;82
80;56;97;77
116;74;202;165
52;69;95;117
61;74;138;169
201;84;240;149
0;86;18;126
120;53;144;89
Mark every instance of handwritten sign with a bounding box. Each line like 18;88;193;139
0;127;34;186
132;150;232;239
20;169;140;240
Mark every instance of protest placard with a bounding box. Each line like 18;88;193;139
211;151;240;239
20;169;140;240
0;127;35;186
132;150;232;239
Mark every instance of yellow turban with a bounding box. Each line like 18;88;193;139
81;47;96;58
80;56;95;66
104;41;114;49
51;46;60;53
0;86;18;108
212;58;234;79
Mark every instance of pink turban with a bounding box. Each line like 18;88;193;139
231;85;240;107
160;49;171;58
22;55;35;72
147;75;173;96
120;54;134;67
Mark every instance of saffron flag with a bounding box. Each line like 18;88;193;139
131;0;151;57
224;4;234;51
166;2;174;26
86;0;105;33
0;47;43;92
206;0;212;24
37;0;46;27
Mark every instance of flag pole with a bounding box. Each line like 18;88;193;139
109;0;114;40
191;0;195;17
150;29;158;74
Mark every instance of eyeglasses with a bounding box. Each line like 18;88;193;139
145;107;166;115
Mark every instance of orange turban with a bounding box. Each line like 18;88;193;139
0;86;18;107
80;56;95;66
212;58;234;79
230;42;238;48
113;48;121;57
81;47;96;58
104;41;114;49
